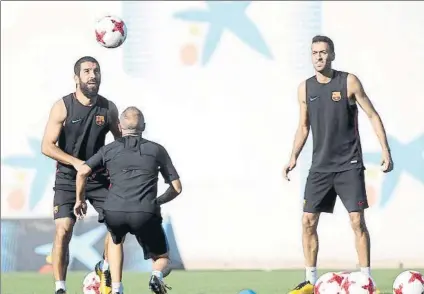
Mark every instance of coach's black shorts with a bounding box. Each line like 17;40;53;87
53;188;107;222
103;210;168;260
304;168;368;213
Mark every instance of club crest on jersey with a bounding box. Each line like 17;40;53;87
332;91;341;102
54;206;59;214
95;115;105;126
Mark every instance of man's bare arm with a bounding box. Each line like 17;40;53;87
348;74;391;153
289;81;310;161
109;101;121;139
74;164;92;218
41;99;83;167
76;164;92;202
171;179;182;194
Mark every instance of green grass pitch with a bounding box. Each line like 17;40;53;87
2;269;422;294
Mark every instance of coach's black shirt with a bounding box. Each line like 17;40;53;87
55;93;111;191
85;135;179;213
306;70;363;172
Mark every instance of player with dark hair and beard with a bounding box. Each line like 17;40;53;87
284;36;392;294
41;56;121;294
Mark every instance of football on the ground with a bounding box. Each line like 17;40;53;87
392;270;424;294
340;271;376;294
314;272;345;293
95;15;127;48
337;271;352;278
82;271;100;294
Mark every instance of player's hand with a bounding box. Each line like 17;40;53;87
74;200;87;220
283;158;297;181
381;150;393;173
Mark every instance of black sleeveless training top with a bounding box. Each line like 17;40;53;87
305;70;363;172
54;93;111;191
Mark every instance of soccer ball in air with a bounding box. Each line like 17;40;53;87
392;270;424;294
95;15;127;48
82;271;100;294
314;272;345;293
340;272;376;294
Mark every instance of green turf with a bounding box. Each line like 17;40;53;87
2;269;422;294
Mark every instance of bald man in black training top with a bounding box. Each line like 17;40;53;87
75;107;182;294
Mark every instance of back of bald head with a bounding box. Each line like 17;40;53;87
120;106;145;133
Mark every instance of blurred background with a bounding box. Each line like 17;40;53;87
1;0;423;280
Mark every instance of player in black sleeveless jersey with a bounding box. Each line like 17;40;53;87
41;56;121;294
284;36;393;294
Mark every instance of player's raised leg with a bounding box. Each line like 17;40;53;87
136;215;172;294
149;253;171;294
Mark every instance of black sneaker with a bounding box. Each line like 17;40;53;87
55;290;67;294
149;275;171;294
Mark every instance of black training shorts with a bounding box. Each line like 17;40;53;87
53;188;107;222
303;168;369;213
103;210;168;260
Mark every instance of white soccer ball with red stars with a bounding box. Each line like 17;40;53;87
393;270;424;294
314;272;345;293
95;15;127;48
341;272;376;294
82;271;100;294
337;271;352;286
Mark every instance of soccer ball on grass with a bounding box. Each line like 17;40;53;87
392;270;424;294
82;271;100;294
340;271;376;294
314;271;346;293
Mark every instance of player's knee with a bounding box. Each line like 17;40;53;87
55;220;74;242
302;213;319;234
349;212;367;233
55;226;73;241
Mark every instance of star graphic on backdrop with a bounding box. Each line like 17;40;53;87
364;134;424;208
34;225;107;270
2;138;55;210
174;1;273;65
